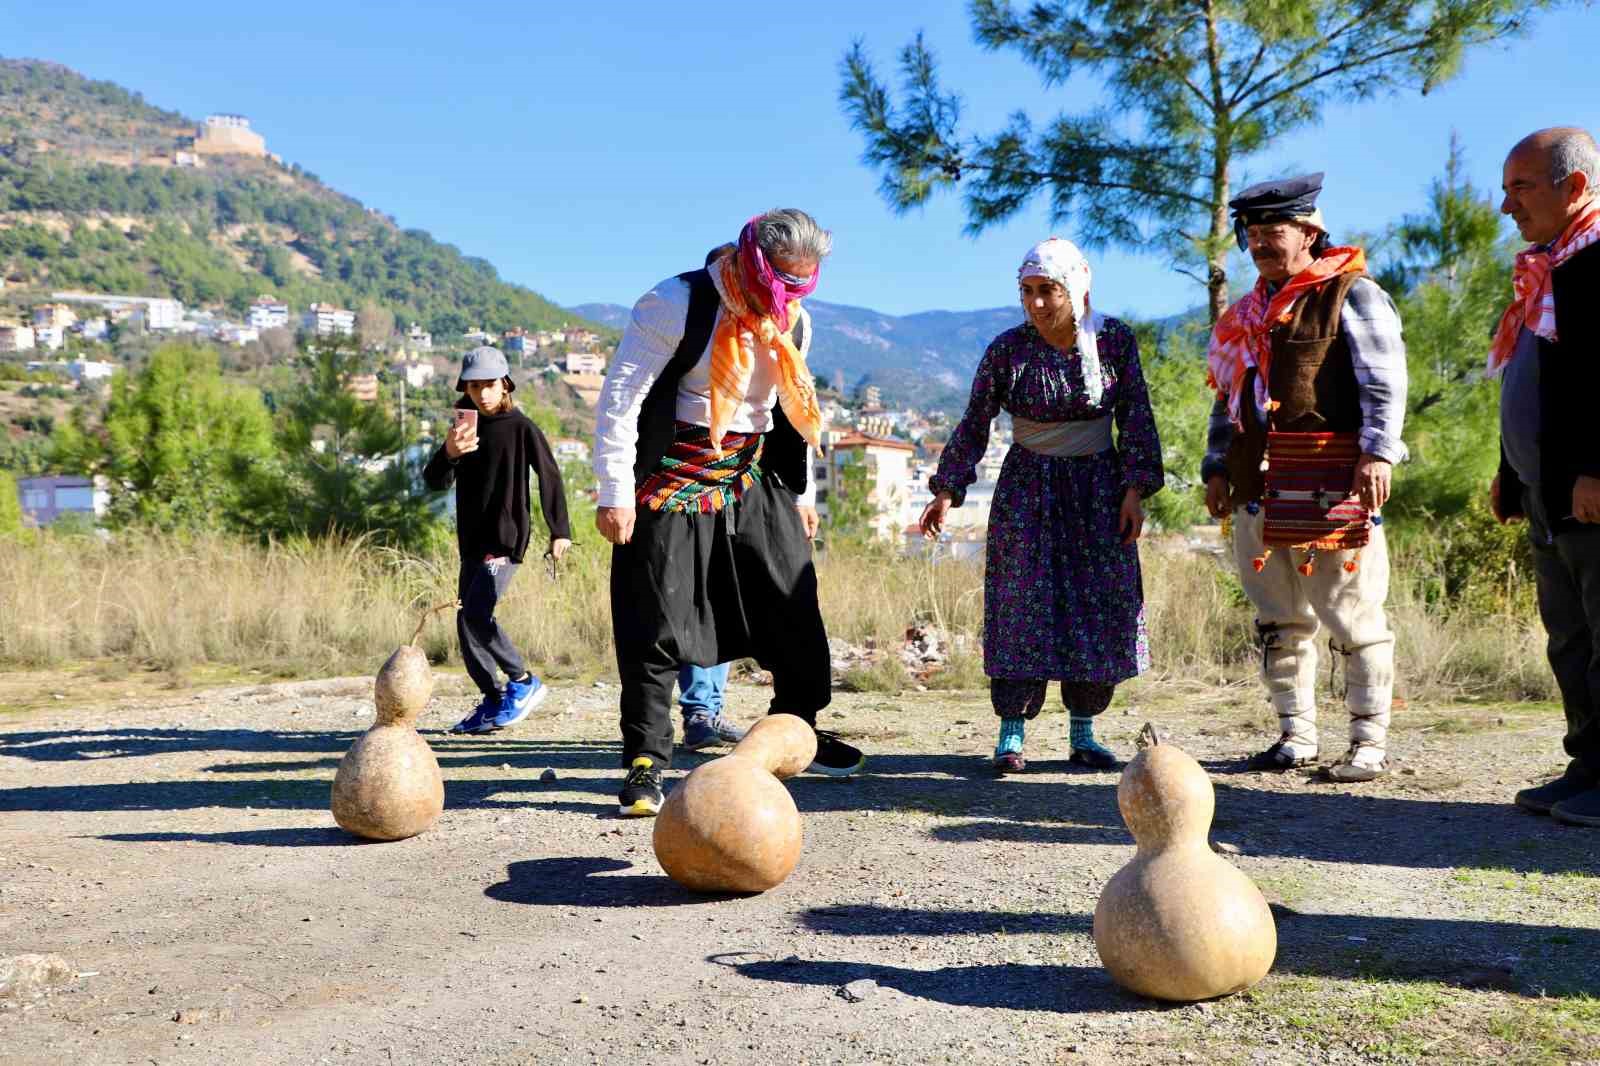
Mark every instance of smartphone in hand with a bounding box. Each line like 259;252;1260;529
455;408;478;436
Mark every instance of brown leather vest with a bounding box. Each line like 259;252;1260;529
1224;272;1366;505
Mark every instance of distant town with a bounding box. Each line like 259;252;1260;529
3;109;1004;552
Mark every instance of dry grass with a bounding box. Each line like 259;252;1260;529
0;527;1555;700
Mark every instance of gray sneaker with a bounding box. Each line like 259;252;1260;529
682;714;747;751
1325;745;1387;783
1515;761;1597;815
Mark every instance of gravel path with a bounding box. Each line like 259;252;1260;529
2;671;1596;1065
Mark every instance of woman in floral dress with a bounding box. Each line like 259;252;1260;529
921;238;1163;773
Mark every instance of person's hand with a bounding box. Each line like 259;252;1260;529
1352;454;1392;511
549;538;572;561
795;504;819;539
1119;487;1145;545
595;506;636;545
1489;473;1520;524
919;492;954;538
444;418;478;459
1205;475;1231;519
1573;476;1600;523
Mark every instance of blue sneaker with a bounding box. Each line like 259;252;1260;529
448;697;500;734
490;674;548;729
682;713;747;750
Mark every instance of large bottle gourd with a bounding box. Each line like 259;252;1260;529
1093;726;1276;1001
330;609;448;841
653;714;817;893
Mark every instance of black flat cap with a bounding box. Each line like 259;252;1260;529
1228;172;1324;223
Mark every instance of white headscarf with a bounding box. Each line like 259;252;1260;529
1018;238;1104;406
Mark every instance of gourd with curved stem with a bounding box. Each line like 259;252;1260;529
330;602;454;841
1093;725;1277;1001
652;714;817;893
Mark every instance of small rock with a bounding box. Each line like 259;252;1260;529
540;768;557;783
1211;840;1243;856
500;763;512;771
0;955;73;1000
837;978;877;1003
174;1008;223;1025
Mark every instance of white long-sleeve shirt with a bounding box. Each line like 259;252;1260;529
593;269;815;508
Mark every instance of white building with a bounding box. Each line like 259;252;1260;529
0;324;35;352
34;325;64;351
552;437;591;464
67;359;118;384
220;325;260;345
564;351;606;374
74;318;110;342
16;475;110;527
825;431;916;541
32;303;76;330
462;328;495;347
303;303;356;337
51;292;184;331
405;323;433;350
248;296;290;331
393;361;436;389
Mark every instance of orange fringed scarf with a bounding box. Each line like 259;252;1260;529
706;253;823;457
1206;246;1368;427
1486;205;1600;376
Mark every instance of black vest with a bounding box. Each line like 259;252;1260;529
630;268;811;496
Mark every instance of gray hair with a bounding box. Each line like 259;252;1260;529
1548;128;1600;190
753;208;832;263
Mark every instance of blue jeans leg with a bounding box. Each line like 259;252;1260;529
678;662;730;721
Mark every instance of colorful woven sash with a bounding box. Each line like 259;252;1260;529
1255;431;1370;575
636;421;764;514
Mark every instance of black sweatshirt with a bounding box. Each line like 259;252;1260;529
423;402;572;564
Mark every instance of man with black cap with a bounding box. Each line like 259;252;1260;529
1202;173;1409;782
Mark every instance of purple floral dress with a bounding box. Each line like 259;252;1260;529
928;318;1164;683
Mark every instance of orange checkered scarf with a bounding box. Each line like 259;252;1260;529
706;253;822;457
1487;205;1600;376
1207;246;1367;427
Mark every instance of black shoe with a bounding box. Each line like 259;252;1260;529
1068;746;1122;771
808;730;865;777
1515;761;1597;815
1551;786;1600;827
618;757;664;817
1244;738;1317;772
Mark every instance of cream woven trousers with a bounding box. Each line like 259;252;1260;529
1230;507;1395;754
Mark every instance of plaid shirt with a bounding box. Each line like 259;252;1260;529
1201;276;1408;483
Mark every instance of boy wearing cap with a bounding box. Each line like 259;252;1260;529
1201;174;1409;782
423;345;573;734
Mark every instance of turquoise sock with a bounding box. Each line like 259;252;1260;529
995;717;1025;756
1070;716;1111;754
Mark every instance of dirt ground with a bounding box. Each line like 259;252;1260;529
2;668;1597;1066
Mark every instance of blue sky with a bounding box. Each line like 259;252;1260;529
6;2;1598;319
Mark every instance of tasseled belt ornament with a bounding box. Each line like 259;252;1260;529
1251;431;1372;575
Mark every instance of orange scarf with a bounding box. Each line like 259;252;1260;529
1486;205;1600;376
707;254;822;456
1207;246;1367;427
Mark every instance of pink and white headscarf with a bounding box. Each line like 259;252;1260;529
1018;237;1105;405
738;216;819;333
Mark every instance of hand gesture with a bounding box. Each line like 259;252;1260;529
795;504;820;539
1119;487;1145;545
919;492;954;539
1573;475;1600;524
445;417;478;459
549;537;572;561
595;506;637;545
1352;454;1392;511
1204;475;1230;519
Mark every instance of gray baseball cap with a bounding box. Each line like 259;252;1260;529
456;345;515;392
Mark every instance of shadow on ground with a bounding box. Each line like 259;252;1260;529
785;901;1599;998
4;730;1598;877
484;856;728;908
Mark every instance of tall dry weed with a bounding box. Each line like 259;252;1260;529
0;526;1555;701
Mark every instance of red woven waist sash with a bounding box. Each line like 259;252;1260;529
1261;431;1370;553
637;421;764;514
